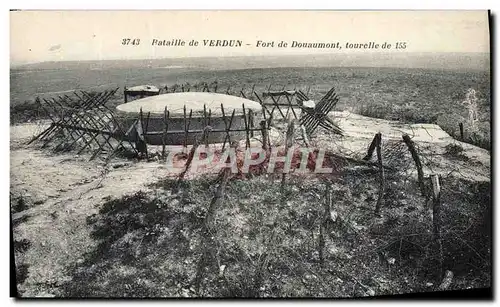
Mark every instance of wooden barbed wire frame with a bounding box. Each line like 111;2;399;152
28;82;344;161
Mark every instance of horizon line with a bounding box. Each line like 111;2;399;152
10;51;490;67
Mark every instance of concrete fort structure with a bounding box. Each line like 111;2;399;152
115;92;263;146
124;85;160;103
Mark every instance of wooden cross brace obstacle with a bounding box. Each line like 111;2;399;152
28;88;139;161
299;87;343;136
28;82;344;161
256;85;309;121
161;81;342;136
29;87;272;161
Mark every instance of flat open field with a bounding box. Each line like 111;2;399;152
11;59;491;148
10;57;491;298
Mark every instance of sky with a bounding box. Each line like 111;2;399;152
10;10;490;65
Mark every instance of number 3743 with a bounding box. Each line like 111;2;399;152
122;38;141;46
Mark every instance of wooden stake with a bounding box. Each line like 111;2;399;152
242;104;250;148
260;120;269;151
249;109;255;138
221;109;236;150
137;107;148;157
459;122;464;141
249;84;256;100
300;124;310;148
375;133;384;216
280;118;295;199
402;134;427;200
206;109;212;148
220;103;228;149
162;106;169;159
319;183;333;265
431;174;443;279
363;133;379;161
183;105;187;150
186;109;193;148
174;127;211;194
431;174;442;238
269;95;286;119
438;270;454;291
204;139;236;226
194;140;237;294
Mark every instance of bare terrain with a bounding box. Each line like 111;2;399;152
11;109;491;297
10;58;491;297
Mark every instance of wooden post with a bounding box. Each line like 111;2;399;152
260;120;269;151
253;116;292;296
319;183;332;265
220;104;231;150
431;174;441;238
249;109;255;138
203;124;211;150
242;104;250;149
186;109;193;148
222;109;236;151
269;95;286;119
319;220;325;265
249;84;256;100
136;107;148;157
194;140;237;294
203;104;209;147
240;85;246;98
203;104;208;127
124;86;128;103
363;133;378;161
285;94;298;120
459;123;464;141
144;111;151;134
174;126;212;194
162;106;169;159
431;174;443;279
206;109;212;148
402;134;427;200
182;105;187;150
375;133;384;216
183;108;193;151
204;139;236;226
280;118;295;199
438;270;454;291
300;124;310;148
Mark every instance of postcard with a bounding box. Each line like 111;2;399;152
10;10;491;299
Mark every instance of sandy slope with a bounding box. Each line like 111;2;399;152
11;123;173;296
318;111;490;182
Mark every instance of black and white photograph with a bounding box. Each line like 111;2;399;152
9;10;492;299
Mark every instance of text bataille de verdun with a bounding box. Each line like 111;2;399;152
150;39;391;49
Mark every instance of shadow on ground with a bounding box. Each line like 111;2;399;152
58;179;212;298
55;171;491;298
